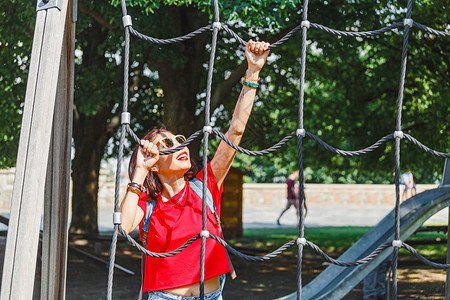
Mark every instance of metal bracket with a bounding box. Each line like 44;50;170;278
36;0;63;11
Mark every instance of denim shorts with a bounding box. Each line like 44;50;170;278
148;275;226;300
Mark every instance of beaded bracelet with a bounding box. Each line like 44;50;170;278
242;80;259;88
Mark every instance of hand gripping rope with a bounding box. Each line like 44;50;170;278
106;0;450;299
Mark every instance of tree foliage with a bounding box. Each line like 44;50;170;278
0;0;448;233
214;0;449;184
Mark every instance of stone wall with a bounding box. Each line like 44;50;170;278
243;183;437;207
0;168;438;211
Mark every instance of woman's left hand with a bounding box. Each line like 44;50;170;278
245;40;270;73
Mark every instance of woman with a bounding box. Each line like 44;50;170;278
120;40;270;299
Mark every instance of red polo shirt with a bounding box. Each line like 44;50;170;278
137;163;230;291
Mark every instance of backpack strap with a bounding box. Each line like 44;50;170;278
142;199;156;248
138;197;155;300
189;177;237;279
189;177;216;213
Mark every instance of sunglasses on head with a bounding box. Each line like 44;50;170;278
156;135;186;149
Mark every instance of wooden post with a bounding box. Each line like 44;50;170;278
40;0;74;298
222;168;243;239
0;0;71;299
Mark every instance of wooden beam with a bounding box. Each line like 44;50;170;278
41;0;74;298
0;1;70;299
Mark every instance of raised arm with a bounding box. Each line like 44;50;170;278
119;140;159;233
211;40;270;187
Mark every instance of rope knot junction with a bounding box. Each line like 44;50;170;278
113;212;122;225
200;230;210;238
122;15;132;28
392;240;402;248
301;20;310;29
203;125;213;134
393;130;404;139
121;112;131;124
297;237;307;245
296;128;306;137
404;18;414;27
213;22;222;30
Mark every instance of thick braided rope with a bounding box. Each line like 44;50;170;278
391;246;399;298
199;1;220;297
413;21;450;37
296;1;310;299
310;22;404;37
117;225;450;269
392;1;414;298
297;137;306;300
126;20;449;50
107;227;119;300
402;243;450;269
221;25;247;46
306;132;394;156
106;0;131;297
127;124;450;159
118;226;202;257
403;134;450;158
306;241;391;267
209;234;297;261
129;25;212;44
212;129;296;155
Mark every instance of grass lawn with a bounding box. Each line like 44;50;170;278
234;226;448;258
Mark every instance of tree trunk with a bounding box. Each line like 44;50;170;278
155;6;210;160
70;108;115;234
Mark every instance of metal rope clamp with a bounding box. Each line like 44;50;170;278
213;22;222;30
122;15;133;28
121;112;131;124
113;212;122;225
200;230;210;238
301;20;310;29
203;125;213;134
393;130;404;139
297;237;307;245
36;0;62;11
392;240;402;248
403;18;413;27
296;128;306;137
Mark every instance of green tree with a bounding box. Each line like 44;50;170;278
221;0;449;184
0;1;35;168
1;0;448;234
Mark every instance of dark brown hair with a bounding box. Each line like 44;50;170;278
128;127;197;199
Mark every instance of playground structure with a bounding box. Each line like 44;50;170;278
279;185;450;299
1;0;450;300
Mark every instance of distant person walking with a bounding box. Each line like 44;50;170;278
401;169;416;200
277;170;304;225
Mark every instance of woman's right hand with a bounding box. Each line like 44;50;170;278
136;139;159;172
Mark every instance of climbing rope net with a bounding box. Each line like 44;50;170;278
106;0;450;299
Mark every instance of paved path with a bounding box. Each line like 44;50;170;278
243;204;449;229
0;204;446;233
96;204;449;232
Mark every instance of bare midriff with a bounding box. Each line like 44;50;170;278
163;276;220;297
